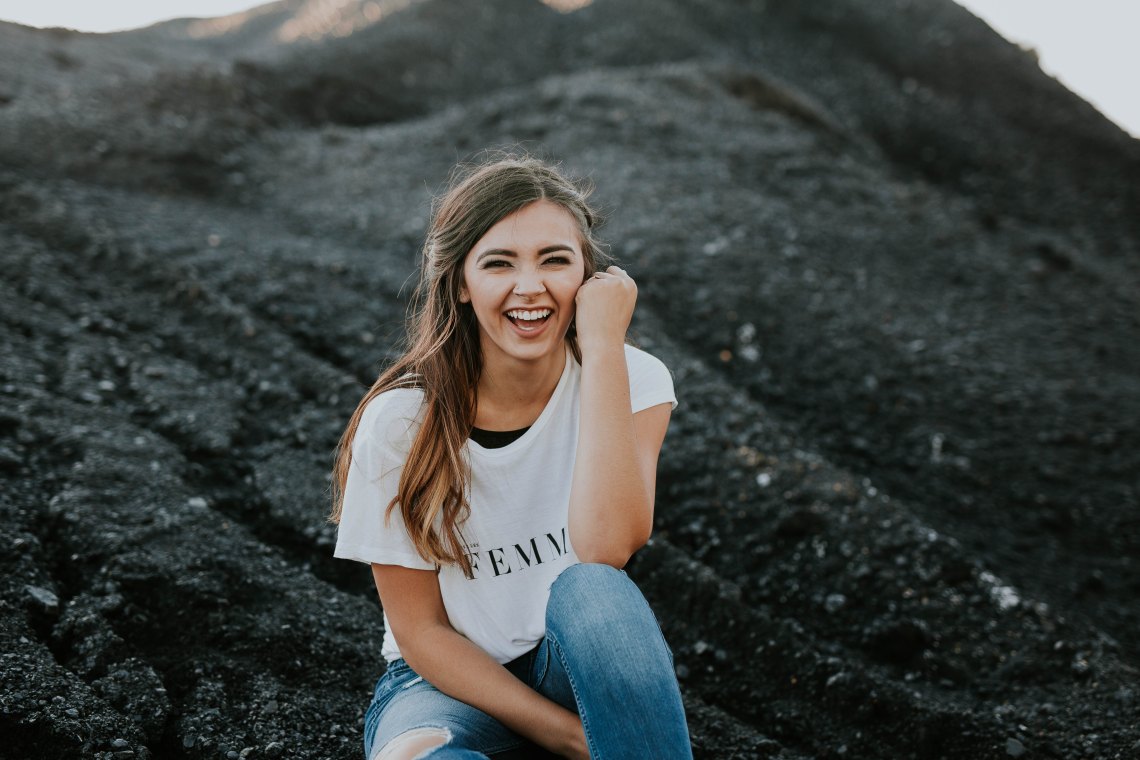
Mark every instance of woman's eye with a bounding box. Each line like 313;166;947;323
483;260;510;268
544;256;570;265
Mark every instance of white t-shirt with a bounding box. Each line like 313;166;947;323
334;343;677;664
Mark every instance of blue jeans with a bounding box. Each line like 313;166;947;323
363;563;693;759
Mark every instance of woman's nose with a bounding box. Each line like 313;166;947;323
512;270;547;297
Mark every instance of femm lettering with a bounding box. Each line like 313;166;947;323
463;527;569;580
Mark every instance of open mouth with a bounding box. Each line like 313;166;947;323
505;308;553;332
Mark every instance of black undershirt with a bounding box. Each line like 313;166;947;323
469;426;530;449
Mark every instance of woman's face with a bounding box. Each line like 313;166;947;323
460;199;587;368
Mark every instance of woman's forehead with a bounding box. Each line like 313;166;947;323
473;200;581;254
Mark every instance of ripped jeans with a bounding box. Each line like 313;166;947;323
362;563;693;759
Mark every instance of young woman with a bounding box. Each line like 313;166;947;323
330;154;693;760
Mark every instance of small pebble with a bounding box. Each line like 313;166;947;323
1006;738;1026;757
25;585;60;615
65;708;79;719
0;446;22;470
111;739;129;749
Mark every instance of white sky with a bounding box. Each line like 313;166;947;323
0;1;264;34
0;0;1135;138
954;0;1138;138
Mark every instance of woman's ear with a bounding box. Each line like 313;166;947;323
459;285;470;304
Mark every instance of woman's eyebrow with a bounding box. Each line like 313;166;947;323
475;244;576;263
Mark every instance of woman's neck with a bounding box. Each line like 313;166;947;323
475;345;567;430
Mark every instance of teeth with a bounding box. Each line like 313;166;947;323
507;309;552;321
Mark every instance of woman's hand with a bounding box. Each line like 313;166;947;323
574;265;637;356
552;714;590;760
531;704;587;759
544;715;588;760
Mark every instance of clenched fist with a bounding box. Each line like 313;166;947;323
574;265;637;356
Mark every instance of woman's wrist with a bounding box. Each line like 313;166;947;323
576;333;626;359
549;707;588;758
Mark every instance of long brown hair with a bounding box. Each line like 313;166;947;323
329;152;612;577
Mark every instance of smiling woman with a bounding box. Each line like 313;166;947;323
327;152;692;759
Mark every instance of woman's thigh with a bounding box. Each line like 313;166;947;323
365;659;549;760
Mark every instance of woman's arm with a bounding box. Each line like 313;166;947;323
371;563;589;759
568;267;672;567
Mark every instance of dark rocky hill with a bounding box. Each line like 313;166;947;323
2;0;1137;757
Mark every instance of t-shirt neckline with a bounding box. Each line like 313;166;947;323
466;346;574;458
469;425;530;448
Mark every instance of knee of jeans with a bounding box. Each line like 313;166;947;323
547;562;635;628
372;727;451;760
551;562;624;596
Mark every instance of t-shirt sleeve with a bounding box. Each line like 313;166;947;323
626;344;678;413
333;395;437;570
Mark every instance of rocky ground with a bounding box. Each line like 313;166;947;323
2;0;1138;758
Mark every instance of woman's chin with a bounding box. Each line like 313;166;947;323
482;329;570;365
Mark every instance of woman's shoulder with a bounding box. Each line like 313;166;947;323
623;342;670;373
622;343;678;411
357;382;426;452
